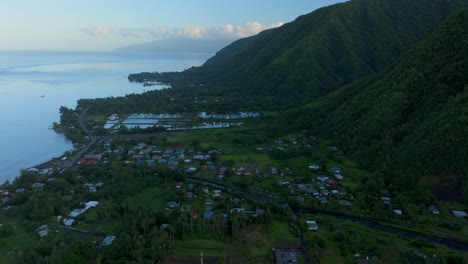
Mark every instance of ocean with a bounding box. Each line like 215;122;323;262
0;50;209;184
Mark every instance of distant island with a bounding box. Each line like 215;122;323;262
116;38;236;54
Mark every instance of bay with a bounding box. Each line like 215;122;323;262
0;50;208;184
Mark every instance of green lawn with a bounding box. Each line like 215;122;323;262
129;186;168;212
0;226;35;263
172;239;227;257
269;221;297;239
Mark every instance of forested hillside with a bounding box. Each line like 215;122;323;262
270;10;468;201
128;0;468;107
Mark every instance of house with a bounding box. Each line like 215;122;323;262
85;201;99;209
32;183;45;188
146;160;154;168
168;160;179;166
317;197;328;204
0;190;10;196
296;184;307;191
275;249;297;264
163;149;173;157
231;208;245;213
193;154;209;161
152;155;162;160
204;199;213;205
452;210;467;218
102;235;117;246
84;154;102;161
166;201;179;209
70;208;86;218
36;224;49;237
181;205;192;212
83;183;94;188
326;179;338;188
186;167;197;173
235;166;245;175
255;208;266;216
278;181;290;186
427;205;440;214
64;219;75;226
393;209;403;215
186;192;194;198
270;166;279;175
330;166;343;174
328;146;338;151
212;190;222;197
108;114;119;121
192;212;199;219
309;189;320;196
317;175;329;182
175;182;183;189
381;197;391;204
339;200;352;206
334;174;344;180
203;212;214;219
306;220;318;231
308;165;320;170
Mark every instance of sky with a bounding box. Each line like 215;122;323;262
0;0;347;51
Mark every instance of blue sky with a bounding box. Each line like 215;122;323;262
0;0;347;51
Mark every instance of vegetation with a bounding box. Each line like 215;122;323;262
270;9;468;203
2;1;468;263
127;0;468;109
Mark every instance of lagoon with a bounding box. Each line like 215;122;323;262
0;50;208;183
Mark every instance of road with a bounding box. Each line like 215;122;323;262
187;176;468;254
61;106;96;168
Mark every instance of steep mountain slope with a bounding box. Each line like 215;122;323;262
130;0;468;104
271;10;468;201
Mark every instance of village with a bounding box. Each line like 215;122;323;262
0;111;466;263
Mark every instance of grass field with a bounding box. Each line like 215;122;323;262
129;186;168;212
172;239;228;257
269;221;298;248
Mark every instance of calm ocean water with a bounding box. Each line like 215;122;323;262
0;50;208;183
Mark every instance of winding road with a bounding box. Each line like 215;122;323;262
61;106;96;168
187;176;468;254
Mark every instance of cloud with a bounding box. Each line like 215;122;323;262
80;26;111;37
79;21;284;40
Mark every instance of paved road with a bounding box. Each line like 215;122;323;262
61;106;96;168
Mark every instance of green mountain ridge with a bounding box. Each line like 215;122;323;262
82;0;468;201
271;9;468;201
129;0;468;106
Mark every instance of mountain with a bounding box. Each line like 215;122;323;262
129;0;468;106
116;38;236;54
271;9;468;201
